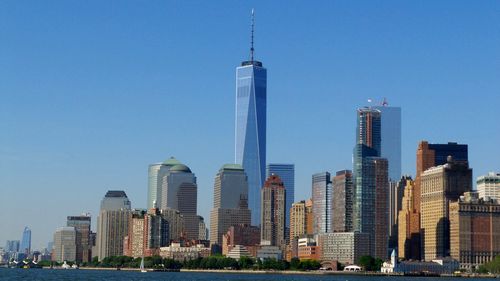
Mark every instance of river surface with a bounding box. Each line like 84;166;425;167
0;268;493;281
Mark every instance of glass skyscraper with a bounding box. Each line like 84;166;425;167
235;16;267;226
373;105;401;181
266;164;294;227
312;172;332;234
20;226;31;256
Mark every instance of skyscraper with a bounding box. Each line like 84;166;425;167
398;177;421;260
312;172;332;234
352;107;390;259
476;172;500;200
332;170;353;232
67;215;91;263
147;157;182;209
266;164;294;227
235;10;267;226
373;102;402;181
5;240;20;253
420;156;472;260
96;190;131;261
261;174;286;248
20;226;31;256
210;164;251;246
52;227;76;262
388;176;407;253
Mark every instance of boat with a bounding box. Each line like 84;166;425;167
140;257;146;273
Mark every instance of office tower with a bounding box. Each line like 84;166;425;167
312;172;332;234
398;178;421;260
332;170;353;232
477;172;500;200
147;157;181;209
388;176;407;252
96;190;132;261
5;240;20;252
161;208;184;242
305;199;314;235
318;232;370;265
373;102;402;181
261;174;286;248
450;192;500;271
235;10;267;226
353;107;390;259
420;156;472;260
413;141;469;259
67;215;91;263
19;226;31;256
289;201;307;239
210;164;251;246
267;164;295;227
52;227;76;262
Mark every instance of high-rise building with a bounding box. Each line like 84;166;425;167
398;178;421;260
210;164;251;247
289;201;307;240
147;157;182;209
266;164;294;227
160;208;184;242
261;174;286;248
123;210;146;258
388;176;407;253
477;172;500;200
52;227;76;262
352;107;389;259
450;192;500;271
403;141;469;260
332;170;353;232
305;199;314;235
312;172;332;234
67;215;91;263
235;10;267;226
373;103;402;181
420;156;472;261
96;190;132;261
5;240;19;253
20;226;31;256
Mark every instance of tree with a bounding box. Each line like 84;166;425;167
290;257;300;270
478;255;500;274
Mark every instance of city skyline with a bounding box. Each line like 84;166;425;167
1;1;500;250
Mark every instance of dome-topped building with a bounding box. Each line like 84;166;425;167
170;164;192;173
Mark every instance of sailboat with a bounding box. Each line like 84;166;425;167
140;257;146;273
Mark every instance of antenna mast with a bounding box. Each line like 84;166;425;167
250;8;255;62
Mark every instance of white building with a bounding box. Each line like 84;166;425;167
477;172;500;200
53;227;76;262
381;249;459;274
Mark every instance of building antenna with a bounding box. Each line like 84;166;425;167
250;8;255;62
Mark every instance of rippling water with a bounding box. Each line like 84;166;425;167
0;268;492;281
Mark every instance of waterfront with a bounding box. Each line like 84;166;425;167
0;269;496;281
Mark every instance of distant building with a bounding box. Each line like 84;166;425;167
267;164;295;227
147;157;181;209
450;192;500;271
257;245;283;260
312;172;332;234
261;174;286;248
20;227;31;256
398;177;420;260
413;141;469;260
226;245;251;260
381;249;459;274
161;208;184;242
420;156;472;261
332;170;353;232
53;227;76;262
96;190;131;261
5;240;20;252
67;215;91;263
297;236;319;261
289;201;307;240
318;232;370;265
477;172;500;201
159;243;210;261
222;224;260;257
388;176;407;254
210;164;251;247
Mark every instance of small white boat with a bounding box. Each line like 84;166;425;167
140;257;146;273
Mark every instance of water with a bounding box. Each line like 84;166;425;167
0;268;492;281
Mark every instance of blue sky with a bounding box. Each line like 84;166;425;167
1;1;499;250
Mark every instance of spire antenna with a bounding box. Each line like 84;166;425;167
250;8;255;62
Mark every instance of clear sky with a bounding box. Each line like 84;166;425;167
1;1;499;250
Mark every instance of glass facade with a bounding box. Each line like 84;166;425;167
20;226;31;255
235;62;267;226
266;164;294;227
312;172;332;234
373;106;401;181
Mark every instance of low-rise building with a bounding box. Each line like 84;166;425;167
381;249;459;274
318;232;369;265
297;236;319;260
159;243;210;261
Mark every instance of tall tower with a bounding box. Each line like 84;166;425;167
235;9;267;226
67;215;91;263
261;174;286;248
210;164;251;247
353;107;390;259
147;157;182;209
312;172;332;234
332;170;354;232
19;226;31;257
